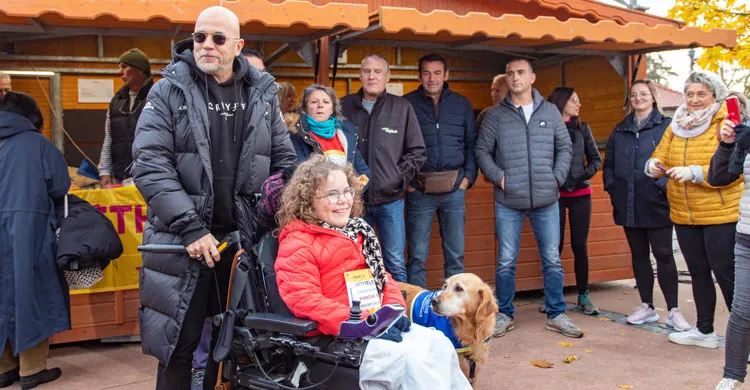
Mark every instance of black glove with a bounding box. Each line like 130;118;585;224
376;315;411;343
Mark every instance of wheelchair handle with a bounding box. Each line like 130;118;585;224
137;231;241;254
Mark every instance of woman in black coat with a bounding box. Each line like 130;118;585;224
547;87;602;315
603;79;689;331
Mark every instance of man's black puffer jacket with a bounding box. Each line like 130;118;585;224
131;39;295;366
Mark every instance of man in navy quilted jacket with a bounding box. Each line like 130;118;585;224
403;54;478;288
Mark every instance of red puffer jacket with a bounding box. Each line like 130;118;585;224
276;220;406;336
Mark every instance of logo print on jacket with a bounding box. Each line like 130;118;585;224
382;127;399;134
208;101;247;121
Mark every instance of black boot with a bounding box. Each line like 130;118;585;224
20;368;61;389
0;367;20;388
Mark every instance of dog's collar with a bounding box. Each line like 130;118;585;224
455;337;490;355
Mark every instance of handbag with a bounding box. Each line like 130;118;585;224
418;170;460;194
57;194;104;289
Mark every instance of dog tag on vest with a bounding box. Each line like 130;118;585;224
344;269;381;312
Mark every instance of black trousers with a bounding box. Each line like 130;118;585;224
675;223;736;334
155;250;233;390
558;195;592;294
623;226;678;310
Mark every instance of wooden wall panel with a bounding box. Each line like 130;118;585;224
9;77;52;140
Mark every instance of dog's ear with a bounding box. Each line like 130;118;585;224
475;286;499;323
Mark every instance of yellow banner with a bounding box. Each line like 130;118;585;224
69;186;146;295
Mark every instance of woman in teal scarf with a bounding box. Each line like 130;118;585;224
287;84;371;188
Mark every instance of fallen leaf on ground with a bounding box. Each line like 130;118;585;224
655;308;665;312
563;353;578;363
618;385;634;389
584;349;594;353
503;355;510;358
558;341;574;347
531;360;554;368
582;329;589;333
599;317;613;322
623;291;629;295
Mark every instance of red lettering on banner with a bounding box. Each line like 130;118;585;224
93;204;107;214
109;205;133;234
135;205;147;233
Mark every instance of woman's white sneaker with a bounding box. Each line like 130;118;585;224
666;308;692;331
626;303;659;325
716;378;742;390
668;327;720;349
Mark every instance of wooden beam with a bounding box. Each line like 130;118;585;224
316;37;330;85
533;39;587;52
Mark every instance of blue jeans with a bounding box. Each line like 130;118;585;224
724;242;750;382
192;318;212;370
405;188;466;287
365;199;407;282
494;201;566;319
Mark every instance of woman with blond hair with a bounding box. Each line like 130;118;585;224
604;79;690;331
646;70;743;349
274;156;471;389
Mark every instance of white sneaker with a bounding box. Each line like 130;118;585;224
668;327;721;349
626;303;659;325
666;308;692;331
716;378;743;389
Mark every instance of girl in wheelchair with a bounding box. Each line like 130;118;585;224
274;155;472;389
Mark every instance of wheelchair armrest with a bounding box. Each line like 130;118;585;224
244;312;317;336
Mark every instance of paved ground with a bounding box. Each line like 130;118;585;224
20;238;732;389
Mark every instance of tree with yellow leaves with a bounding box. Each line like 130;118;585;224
669;0;748;90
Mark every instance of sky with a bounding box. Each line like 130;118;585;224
599;0;745;91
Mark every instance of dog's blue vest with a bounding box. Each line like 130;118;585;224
410;290;465;351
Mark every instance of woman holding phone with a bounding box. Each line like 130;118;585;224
603;79;690;331
646;70;742;349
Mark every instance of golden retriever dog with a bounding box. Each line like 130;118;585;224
397;273;498;386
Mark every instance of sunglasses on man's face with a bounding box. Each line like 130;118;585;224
192;32;238;46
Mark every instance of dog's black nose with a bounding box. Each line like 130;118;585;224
431;296;440;306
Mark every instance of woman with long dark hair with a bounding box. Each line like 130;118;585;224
547;87;601;315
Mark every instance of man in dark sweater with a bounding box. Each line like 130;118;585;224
403;54;477;288
341;54;426;282
132;6;295;389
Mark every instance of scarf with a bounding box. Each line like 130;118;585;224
306;115;340;140
671;102;720;139
319;217;388;295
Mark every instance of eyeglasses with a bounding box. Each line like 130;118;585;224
569;97;581;104
192;32;239;46
629;92;652;99
317;187;356;204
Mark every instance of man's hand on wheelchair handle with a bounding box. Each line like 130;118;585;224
186;233;220;268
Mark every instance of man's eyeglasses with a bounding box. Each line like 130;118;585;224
192;32;239;46
317;187;356;204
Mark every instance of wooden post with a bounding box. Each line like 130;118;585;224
316;37;330;86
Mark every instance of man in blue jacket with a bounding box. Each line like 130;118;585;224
403;54;478;287
476;58;581;339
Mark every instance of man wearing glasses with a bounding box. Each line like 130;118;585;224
132;6;295;389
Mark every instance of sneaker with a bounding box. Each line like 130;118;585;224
716;378;743;390
191;368;205;390
545;314;583;338
577;292;600;315
493;313;515;338
668;327;721;349
20;368;61;390
0;367;19;388
626;303;659;325
666;308;692;331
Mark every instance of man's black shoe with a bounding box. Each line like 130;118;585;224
20;367;61;389
0;367;19;388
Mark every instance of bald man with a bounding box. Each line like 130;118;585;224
132;6;295;389
476;74;508;130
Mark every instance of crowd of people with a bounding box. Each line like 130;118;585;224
1;4;749;389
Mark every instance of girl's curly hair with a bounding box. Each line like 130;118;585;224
277;155;364;228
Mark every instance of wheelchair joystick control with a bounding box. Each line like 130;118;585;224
348;300;362;322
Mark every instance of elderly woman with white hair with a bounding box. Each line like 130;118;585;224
646;70;743;349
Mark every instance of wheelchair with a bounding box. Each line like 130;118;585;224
210;233;404;389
